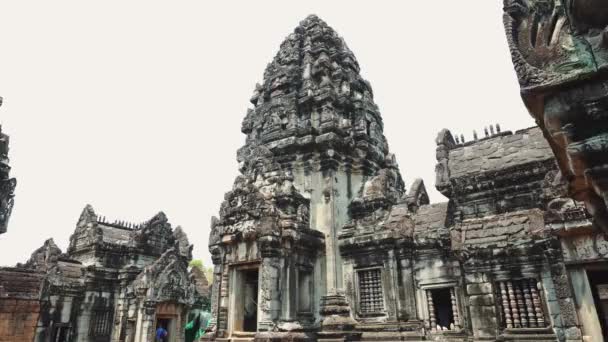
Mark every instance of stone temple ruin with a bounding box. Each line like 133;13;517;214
1;7;608;342
0;205;209;342
204;15;608;342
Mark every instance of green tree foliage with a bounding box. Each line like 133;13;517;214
189;259;203;270
189;259;214;283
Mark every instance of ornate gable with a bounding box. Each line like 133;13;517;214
131;248;198;305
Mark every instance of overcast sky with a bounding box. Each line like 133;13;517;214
0;1;534;267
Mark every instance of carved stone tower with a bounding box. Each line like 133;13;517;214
207;14;404;341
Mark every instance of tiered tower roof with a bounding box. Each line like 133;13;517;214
238;15;396;176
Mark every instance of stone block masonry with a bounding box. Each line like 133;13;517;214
0;267;43;342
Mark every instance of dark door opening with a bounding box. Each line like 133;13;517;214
587;270;608;341
155;318;171;342
243;269;258;332
430;288;454;330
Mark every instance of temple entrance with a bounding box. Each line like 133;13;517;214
588;270;608;340
243;270;258;332
155;318;172;342
231;266;259;333
155;302;185;342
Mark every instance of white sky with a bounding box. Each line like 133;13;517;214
0;1;534;267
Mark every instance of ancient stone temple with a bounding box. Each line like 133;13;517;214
0;97;16;235
0;205;207;342
206;15;608;342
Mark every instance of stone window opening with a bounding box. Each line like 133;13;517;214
51;323;71;342
496;279;547;329
426;287;461;331
357;268;385;316
89;305;113;338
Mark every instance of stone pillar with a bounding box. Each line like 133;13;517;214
450;288;461;330
397;254;417;321
320;170;340;293
569;267;604;342
257;236;282;332
523;280;536;328
499;281;512;329
466;275;498;340
279;251;298;327
426;290;436;331
546;253;583;341
205;246;223;336
134;301;156;342
386;249;400;320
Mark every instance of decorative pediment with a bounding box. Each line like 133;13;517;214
132;248;198;305
77;204;97;228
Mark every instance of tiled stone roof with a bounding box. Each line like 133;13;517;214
448;127;553;179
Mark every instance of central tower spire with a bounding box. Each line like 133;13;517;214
238;15;395;177
209;15;405;340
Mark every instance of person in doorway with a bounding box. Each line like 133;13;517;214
156;325;168;342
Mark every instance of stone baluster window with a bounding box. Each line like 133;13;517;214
89;306;113;337
426;287;460;331
497;279;546;329
357;268;384;314
51;323;71;342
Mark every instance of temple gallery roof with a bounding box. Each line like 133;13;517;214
446;127;553;179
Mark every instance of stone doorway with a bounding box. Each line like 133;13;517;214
155;302;185;342
231;266;259;334
588;270;608;341
155;318;172;342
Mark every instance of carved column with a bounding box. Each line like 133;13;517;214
515;283;527;328
523;280;537;328
499;282;512;329
450;288;460;330
426;290;436;331
257;236;282;332
530;281;545;327
507;281;520;328
280;250;297;324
